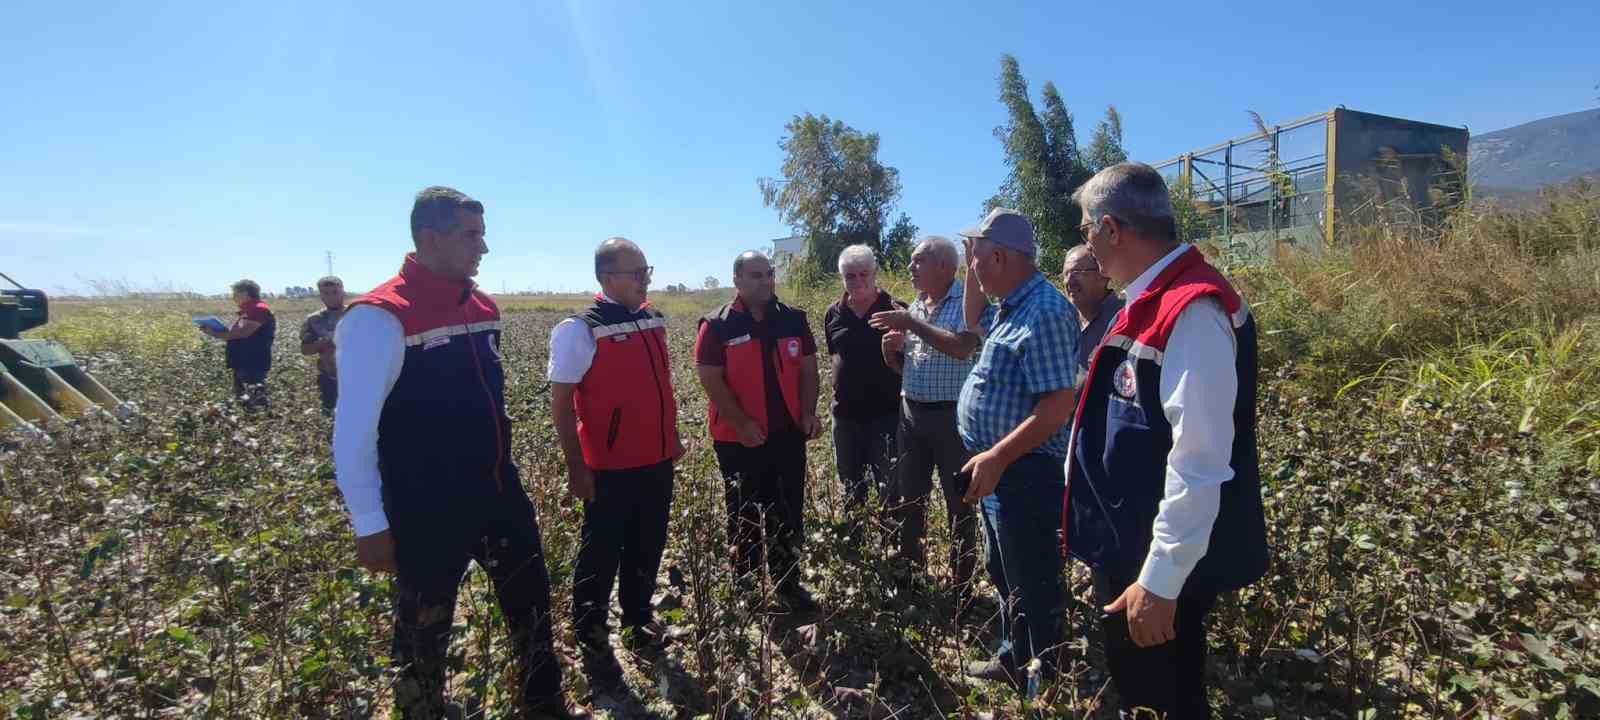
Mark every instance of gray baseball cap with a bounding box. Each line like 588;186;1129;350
959;207;1036;258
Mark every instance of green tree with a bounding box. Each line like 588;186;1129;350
758;113;910;285
1085;104;1128;172
986;56;1092;271
1169;172;1215;243
881;213;917;271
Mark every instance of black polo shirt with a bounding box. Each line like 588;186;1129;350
824;290;906;420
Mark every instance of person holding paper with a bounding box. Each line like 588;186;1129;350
200;279;275;409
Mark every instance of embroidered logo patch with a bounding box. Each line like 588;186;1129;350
610;333;630;342
1113;359;1138;399
787;338;801;358
423;336;451;351
486;334;502;362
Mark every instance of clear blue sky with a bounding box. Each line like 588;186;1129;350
4;0;1596;296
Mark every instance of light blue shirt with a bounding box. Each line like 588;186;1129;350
902;280;978;403
957;272;1080;457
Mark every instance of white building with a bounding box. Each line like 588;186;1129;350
771;235;805;281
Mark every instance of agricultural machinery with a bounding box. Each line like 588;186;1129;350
1;272;135;437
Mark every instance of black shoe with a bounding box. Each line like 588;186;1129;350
964;658;1023;691
580;645;626;694
776;582;820;613
621;621;674;658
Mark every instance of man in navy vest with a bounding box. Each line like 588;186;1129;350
550;237;683;695
332;187;573;718
1065;163;1269;718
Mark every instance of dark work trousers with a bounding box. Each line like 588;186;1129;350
572;460;675;651
231;368;269;410
832;412;898;507
979;453;1066;697
316;373;337;414
713;430;807;586
890;398;977;595
1093;569;1219;720
387;478;562;717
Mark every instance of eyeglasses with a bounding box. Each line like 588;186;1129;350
602;266;654;282
1079;214;1121;236
1064;267;1103;277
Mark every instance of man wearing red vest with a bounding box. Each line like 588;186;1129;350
695;251;822;612
550;237;683;694
332;187;572;719
1066;163;1269;718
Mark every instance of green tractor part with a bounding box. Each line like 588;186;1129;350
1;281;135;437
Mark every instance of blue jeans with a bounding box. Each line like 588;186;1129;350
979;452;1066;694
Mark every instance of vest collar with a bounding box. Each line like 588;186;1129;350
593;291;649;314
399;252;477;304
732;294;780;315
1121;244;1192;303
1104;245;1207;339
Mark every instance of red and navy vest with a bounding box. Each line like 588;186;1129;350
225;300;275;374
570;296;679;470
1064;246;1269;594
698;297;807;443
350;253;515;498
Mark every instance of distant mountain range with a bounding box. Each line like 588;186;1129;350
1469;108;1600;194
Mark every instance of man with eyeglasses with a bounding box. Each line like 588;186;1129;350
1066;163;1268;718
1061;244;1124;382
549;237;684;695
695;251;823;613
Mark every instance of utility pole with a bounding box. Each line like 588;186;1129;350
325;251;334;277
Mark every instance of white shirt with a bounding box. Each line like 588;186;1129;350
330;305;406;537
1118;244;1241;600
546;292;622;384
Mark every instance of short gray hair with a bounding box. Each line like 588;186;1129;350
1072;162;1177;242
410;186;484;240
914;235;959;266
734;250;771;276
837;244;877;273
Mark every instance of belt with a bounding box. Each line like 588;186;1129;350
904;397;957;410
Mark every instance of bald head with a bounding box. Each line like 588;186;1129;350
732;250;776;307
595;236;643;281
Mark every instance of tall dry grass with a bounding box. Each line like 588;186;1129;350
1234;180;1600;467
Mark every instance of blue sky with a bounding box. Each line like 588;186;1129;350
4;0;1596;297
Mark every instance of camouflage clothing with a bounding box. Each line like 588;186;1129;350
300;307;344;377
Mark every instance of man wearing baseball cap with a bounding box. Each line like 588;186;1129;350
955;208;1081;696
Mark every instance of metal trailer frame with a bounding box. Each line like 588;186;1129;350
1154;107;1468;255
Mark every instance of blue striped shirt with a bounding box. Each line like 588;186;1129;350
957;272;1080;457
902;281;978;403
